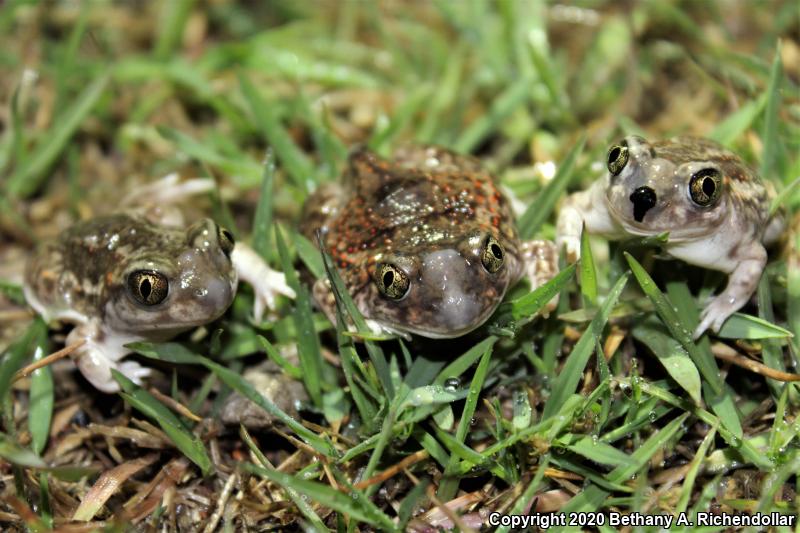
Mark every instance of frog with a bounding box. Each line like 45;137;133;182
300;145;559;338
555;135;785;338
24;176;294;393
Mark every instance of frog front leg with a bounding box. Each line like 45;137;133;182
556;180;621;262
519;239;560;314
231;243;296;322
693;243;767;338
68;322;150;393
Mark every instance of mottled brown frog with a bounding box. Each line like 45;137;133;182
301;145;559;338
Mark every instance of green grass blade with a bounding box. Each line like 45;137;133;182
129;342;336;457
276;225;324;407
563;436;631;468
434;336;497;385
202;356;336;457
518;135;585;239
760;43;783;182
7;75;108;198
625;254;723;393
29;344;54;456
662;281;744;439
437;343;494;500
241;463;397;531
112;371;212;475
579;225;598;305
239;425;329;532
153;0;195;60
708;94;767;147
542;272;629;419
454;77;532;154
157;126;263;186
250;150;276;260
675;424;717;513
0;319;47;413
716;312;793;340
292;231;325;280
632;321;702;405
239;73;315;189
510;263;577;321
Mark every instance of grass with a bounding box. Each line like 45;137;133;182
0;1;798;530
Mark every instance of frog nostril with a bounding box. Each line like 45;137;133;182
629;186;657;222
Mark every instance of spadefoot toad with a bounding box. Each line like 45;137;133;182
24;182;294;392
556;136;784;337
301;145;558;338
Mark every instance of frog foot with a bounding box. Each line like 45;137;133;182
694;296;735;339
231;243;296;322
555;234;581;264
68;325;148;393
520;239;560;314
122;173;217;226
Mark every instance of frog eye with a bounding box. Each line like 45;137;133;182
375;264;410;300
128;270;169;306
481;236;505;274
689;168;722;206
607;143;629;176
218;226;235;257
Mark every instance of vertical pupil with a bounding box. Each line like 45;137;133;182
702;177;715;196
608;147;620;164
491;243;503;259
383;270;394;287
140;278;152;299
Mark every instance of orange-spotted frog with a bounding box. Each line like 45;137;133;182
301;145;559;338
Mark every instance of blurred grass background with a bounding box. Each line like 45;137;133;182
0;0;798;530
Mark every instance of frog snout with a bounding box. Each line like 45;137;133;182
629;186;657;222
421;250;484;330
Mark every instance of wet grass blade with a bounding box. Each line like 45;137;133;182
112;372;212;475
563;435;631;467
552;412;689;527
632;321;702;405
434;336;498;386
7;75;108;198
661;280;744;439
625;254;723;393
510;263;577;321
319;243;393;397
542;272;629;419
437;342;493;500
518;135;585;239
